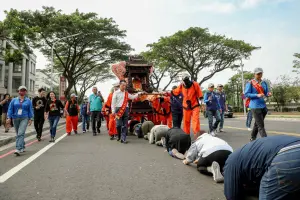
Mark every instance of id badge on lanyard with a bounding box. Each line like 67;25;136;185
18;99;23;115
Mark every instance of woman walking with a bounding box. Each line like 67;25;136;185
45;91;64;142
0;93;11;133
6;86;33;156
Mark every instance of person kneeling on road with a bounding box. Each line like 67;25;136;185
224;135;300;200
165;127;191;160
148;125;169;146
183;132;233;183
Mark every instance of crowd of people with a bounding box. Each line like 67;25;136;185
1;67;300;199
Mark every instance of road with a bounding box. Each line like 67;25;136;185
0;117;299;200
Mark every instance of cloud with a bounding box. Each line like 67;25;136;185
192;0;292;14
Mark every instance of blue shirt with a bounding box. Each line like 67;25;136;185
170;93;183;113
7;97;34;119
224;135;300;200
215;91;226;110
80;103;88;116
89;94;102;112
244;79;269;109
204;91;221;111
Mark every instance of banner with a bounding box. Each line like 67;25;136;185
59;76;66;101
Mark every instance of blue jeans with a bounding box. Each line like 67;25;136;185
48;116;60;138
81;115;90;131
259;147;300;200
207;110;221;132
219;110;225;129
13;118;29;151
116;107;129;141
246;110;253;128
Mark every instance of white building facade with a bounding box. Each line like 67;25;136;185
0;39;37;99
35;69;59;95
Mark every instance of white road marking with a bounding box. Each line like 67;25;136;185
0;125;65;152
0;133;67;183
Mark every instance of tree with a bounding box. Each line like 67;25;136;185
292;53;300;74
143;53;182;91
75;67;114;103
145;27;260;85
4;7;131;97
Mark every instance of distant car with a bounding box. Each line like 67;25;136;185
203;105;234;118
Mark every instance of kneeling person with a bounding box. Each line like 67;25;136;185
165;127;191;160
183;133;233;183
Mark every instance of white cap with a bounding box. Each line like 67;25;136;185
70;93;76;97
208;83;214;88
254;67;263;74
18;86;27;91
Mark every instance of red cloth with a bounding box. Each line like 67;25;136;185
66;115;78;133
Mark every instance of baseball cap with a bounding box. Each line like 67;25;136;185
70;93;76;97
208;83;214;88
113;82;120;87
217;84;223;87
18;86;27;91
254;67;263;74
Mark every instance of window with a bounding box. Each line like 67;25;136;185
13;64;22;73
12;77;21;90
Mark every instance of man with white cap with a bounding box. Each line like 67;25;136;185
204;83;222;136
215;84;227;132
183;132;233;183
171;73;203;138
244;67;271;141
64;93;80;135
7;86;33;156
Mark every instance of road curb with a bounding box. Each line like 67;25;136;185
0;122;65;148
235;117;300;122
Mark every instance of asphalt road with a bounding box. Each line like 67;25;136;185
0;117;299;200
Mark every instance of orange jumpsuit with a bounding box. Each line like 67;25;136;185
105;92;117;136
172;82;203;135
152;97;172;128
65;101;80;134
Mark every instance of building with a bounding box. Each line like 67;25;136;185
35;69;59;95
0;39;37;99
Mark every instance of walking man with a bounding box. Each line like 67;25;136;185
170;85;183;128
80;97;90;133
204;83;222;136
111;80;142;143
244;68;271;141
32;88;47;141
65;94;80;135
215;84;227;132
87;87;103;136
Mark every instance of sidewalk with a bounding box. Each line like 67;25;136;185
0;118;66;147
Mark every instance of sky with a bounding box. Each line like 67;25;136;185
1;0;299;99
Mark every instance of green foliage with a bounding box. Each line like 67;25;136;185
145;27;259;85
4;7;131;97
4;49;23;64
292;53;300;74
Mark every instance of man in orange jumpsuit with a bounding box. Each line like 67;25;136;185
172;73;203;137
65;93;80;135
104;83;119;140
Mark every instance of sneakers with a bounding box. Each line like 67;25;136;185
171;149;185;160
67;132;71;136
121;140;128;144
97;129;101;134
87;129;89;132
117;138;120;141
93;132;97;136
219;129;224;132
37;137;41;142
20;149;25;153
110;136;114;140
74;131;78;134
14;150;21;156
83;130;86;133
247;128;252;131
49;137;55;142
210;131;216;137
211;161;224;183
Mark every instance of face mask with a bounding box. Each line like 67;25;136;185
19;91;26;96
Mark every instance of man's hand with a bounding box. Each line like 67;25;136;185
183;160;189;165
6;119;11;128
28;120;32;126
193;159;199;164
257;94;265;98
44;114;48;120
267;92;272;97
208;96;212;101
220;109;222;114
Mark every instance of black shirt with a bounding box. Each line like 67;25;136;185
165;128;191;154
32;96;47;116
45;99;64;116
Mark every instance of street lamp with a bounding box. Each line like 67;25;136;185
50;33;83;90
